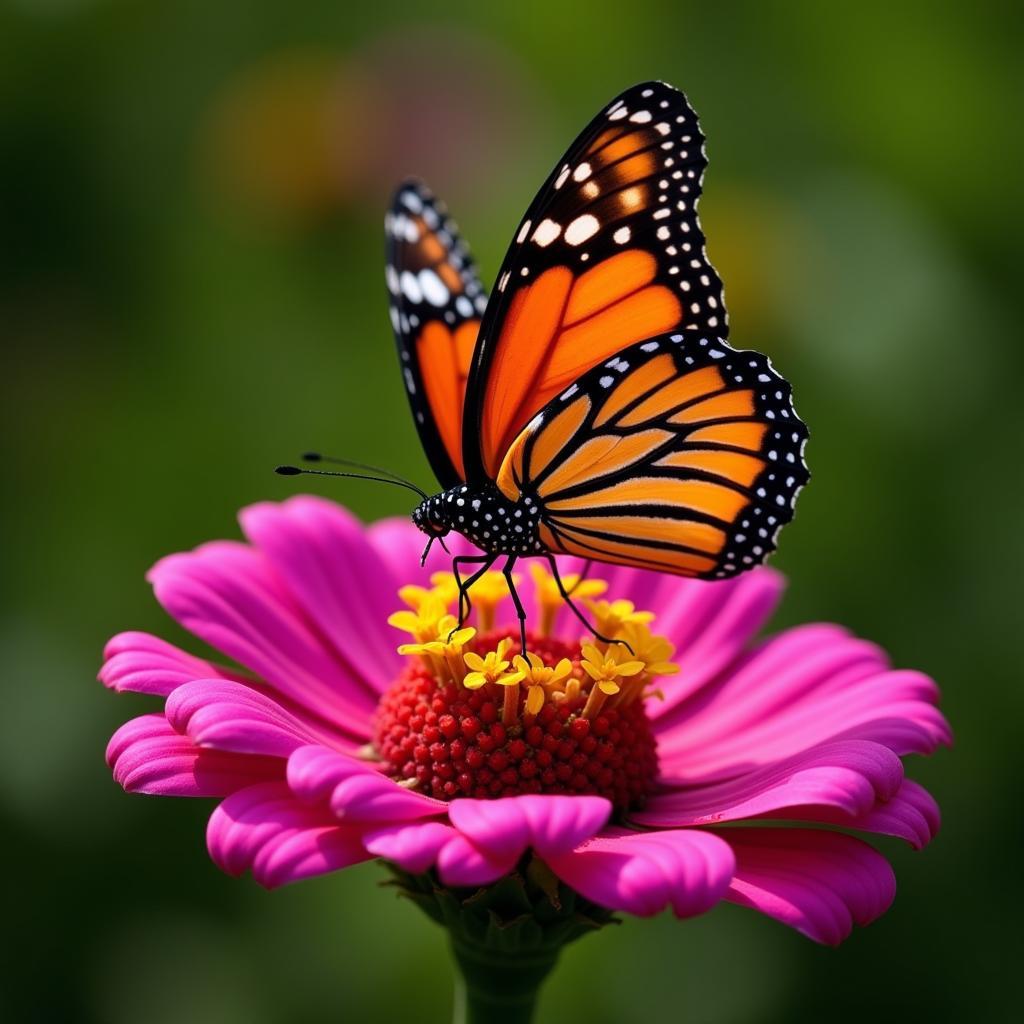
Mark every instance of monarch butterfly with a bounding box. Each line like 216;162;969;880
280;81;808;650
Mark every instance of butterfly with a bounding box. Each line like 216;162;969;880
283;81;809;651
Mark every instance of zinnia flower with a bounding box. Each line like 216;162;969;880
103;496;949;958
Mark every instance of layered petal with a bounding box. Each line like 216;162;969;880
655;625;950;782
634;740;904;828
546;827;736;918
239;498;405;697
365;517;481;584
650;568;786;714
286;744;446;823
364;820;461;875
440;795;612;886
784;778;941;849
106;714;281;796
363;796;612;888
448;795;611;861
148;540;373;740
165;679;332;758
99;631;242;696
207;781;370;888
722;828;896;945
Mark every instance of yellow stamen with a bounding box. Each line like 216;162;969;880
581;682;614;719
397;614;476;683
525;684;546;717
512;653;574;693
579;642;644;719
462;638;523;691
616;621;679;677
530;564;608;636
584;598;655;649
388;594;450;645
398;581;456;614
499;677;521;727
611;621;679;707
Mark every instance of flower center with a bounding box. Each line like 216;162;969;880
378;567;679;810
373;630;659;809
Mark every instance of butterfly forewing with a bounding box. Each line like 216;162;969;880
494;332;808;579
385;180;488;487
461;81;727;484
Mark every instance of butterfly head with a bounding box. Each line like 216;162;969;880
412;490;455;544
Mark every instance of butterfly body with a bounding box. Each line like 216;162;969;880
413;483;545;557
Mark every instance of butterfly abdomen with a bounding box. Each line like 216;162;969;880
425;484;545;556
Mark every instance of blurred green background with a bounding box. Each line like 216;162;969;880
3;0;1022;1020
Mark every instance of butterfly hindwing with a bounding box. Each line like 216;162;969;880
461;81;727;484
385;180;488;487
494;332;808;579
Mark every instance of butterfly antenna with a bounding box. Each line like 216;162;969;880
275;465;429;501
302;452;423;493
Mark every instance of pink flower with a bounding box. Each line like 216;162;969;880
102;496;949;946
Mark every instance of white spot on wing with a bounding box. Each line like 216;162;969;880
532;219;562;247
418;269;449;307
401;192;423;213
613;226;631;244
565;214;600;246
573;162;592;181
400;271;422;304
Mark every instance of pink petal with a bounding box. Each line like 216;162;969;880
148;539;374;740
366;517;455;583
206;781;370;888
364;822;527;889
364;821;461;874
366;517;525;631
651;568;787;715
785;778;941;850
447;795;611;860
634;740;903;828
364;796;612;888
99;631;242;696
165;679;335;759
656;625;950;782
286;744;446;823
722;828;896;945
545;827;735;918
437;831;518;887
239;497;405;698
106;714;281;796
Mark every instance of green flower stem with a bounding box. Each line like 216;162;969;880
384;859;616;1024
450;939;560;1024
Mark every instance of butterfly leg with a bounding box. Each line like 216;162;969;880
544;554;634;653
502;556;529;655
450;554;494;633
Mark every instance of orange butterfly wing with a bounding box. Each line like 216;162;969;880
386;181;487;486
462;81;726;483
494;332;808;579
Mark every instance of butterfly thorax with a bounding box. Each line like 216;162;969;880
413;484;544;556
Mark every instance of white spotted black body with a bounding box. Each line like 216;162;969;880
412;484;545;557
